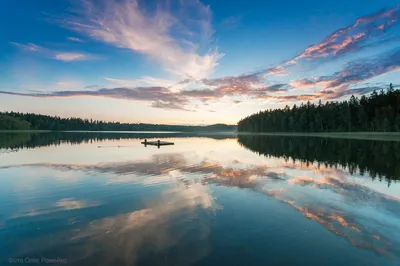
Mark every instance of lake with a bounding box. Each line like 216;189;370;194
1;132;400;266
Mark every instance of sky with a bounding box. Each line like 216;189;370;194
0;0;399;125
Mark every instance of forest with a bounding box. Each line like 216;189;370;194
238;84;400;132
0;112;236;132
238;135;400;186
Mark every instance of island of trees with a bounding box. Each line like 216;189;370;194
0;112;237;132
238;84;400;132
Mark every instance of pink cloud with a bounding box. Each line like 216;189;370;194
282;5;399;65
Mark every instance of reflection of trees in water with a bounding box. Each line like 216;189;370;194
0;134;32;150
238;135;400;184
0;132;236;150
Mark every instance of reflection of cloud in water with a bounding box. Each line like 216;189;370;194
56;198;94;210
0;154;272;187
3;152;400;260
286;202;398;258
68;183;217;265
267;175;400;259
8;181;217;266
10;198;97;218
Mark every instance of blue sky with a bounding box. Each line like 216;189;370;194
0;0;399;125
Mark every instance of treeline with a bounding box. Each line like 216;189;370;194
238;135;400;185
0;112;237;132
238;84;400;132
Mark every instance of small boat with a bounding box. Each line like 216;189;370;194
141;139;174;147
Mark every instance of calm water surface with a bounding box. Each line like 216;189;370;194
1;133;400;266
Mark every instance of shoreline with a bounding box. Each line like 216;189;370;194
237;132;400;141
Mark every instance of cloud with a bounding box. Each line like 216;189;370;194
67;36;84;42
266;66;289;76
0;73;289;109
11;42;94;62
243;5;399;93
261;84;288;92
0;86;188;110
289;5;400;63
295;49;400;89
194;72;274;98
181;78;286;101
65;0;223;79
10;42;43;52
282;49;400;101
323;49;400;89
201;73;264;88
53;52;91;61
289;78;330;89
272;86;385;103
0;86;185;110
84;85;99;89
254;4;400;86
105;76;174;88
151;100;189;111
180;88;219;101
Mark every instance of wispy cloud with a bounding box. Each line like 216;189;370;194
289;5;400;64
290;48;400;90
53;52;91;61
261;84;288;92
258;5;400;77
0;79;289;110
266;66;289;76
11;42;95;62
0;87;189;110
10;42;43;52
67;36;84;42
65;0;222;79
273;86;384;103
151;100;189;111
211;4;399;80
105;76;174;88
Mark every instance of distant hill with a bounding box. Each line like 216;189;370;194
0;112;237;132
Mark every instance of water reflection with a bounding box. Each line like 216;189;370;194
238;135;400;184
67;182;216;265
0;132;235;151
1;135;400;265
